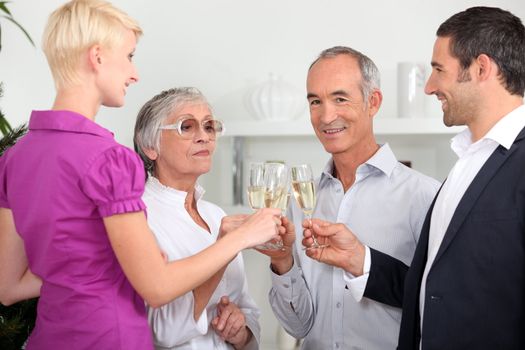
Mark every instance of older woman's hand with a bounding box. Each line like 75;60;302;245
211;296;253;349
257;216;295;275
218;214;250;239
256;216;295;257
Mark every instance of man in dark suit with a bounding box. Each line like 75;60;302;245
302;6;525;350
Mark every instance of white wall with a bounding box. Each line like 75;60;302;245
2;0;524;141
2;1;524;349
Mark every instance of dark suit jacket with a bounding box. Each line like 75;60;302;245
364;126;525;350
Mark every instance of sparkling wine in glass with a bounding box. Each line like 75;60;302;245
247;162;285;250
275;165;291;216
261;162;290;250
276;191;291;216
263;162;289;213
247;162;265;210
291;164;327;249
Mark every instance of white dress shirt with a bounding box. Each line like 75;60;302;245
143;177;261;350
269;144;439;350
419;105;525;335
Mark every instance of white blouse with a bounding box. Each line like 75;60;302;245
143;176;260;350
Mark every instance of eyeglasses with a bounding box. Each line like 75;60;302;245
160;117;225;140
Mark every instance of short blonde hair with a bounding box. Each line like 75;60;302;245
42;0;143;89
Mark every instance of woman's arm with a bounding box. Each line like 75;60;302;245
104;208;281;308
192;267;226;320
191;214;248;320
0;208;42;306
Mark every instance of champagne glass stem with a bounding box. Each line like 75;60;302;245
304;213;328;250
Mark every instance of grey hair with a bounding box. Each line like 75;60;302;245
309;46;381;101
133;87;211;175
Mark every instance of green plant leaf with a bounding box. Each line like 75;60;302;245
0;123;27;154
0;2;12;16
0;124;10;135
2;15;34;47
0;115;13;135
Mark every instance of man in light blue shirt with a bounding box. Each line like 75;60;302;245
303;7;525;350
259;46;440;350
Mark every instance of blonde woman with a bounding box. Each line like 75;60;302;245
0;1;281;349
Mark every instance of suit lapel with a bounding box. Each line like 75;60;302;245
431;127;525;266
413;185;441;270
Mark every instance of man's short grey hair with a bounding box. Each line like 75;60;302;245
134;87;210;175
309;46;381;101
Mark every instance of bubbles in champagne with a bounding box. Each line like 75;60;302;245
247;186;265;209
292;181;316;216
264;187;286;209
277;192;291;215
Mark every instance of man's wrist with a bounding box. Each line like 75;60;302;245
270;255;294;275
343;243;366;277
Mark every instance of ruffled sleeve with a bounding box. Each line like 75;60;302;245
80;146;146;217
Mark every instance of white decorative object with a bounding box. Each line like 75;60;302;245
397;62;426;118
247;73;306;121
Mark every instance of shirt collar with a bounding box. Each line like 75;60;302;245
450;104;525;156
28;110;114;139
320;143;398;184
484;104;525;149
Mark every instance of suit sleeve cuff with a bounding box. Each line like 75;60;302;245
343;245;371;302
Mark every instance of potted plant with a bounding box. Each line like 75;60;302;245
0;0;34;136
0;2;36;349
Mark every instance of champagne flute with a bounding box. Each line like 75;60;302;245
247;162;265;210
261;162;289;250
246;162;284;250
275;166;291;216
263;162;288;211
291;164;327;249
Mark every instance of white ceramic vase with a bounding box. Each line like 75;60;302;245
397;62;426;118
246;74;305;121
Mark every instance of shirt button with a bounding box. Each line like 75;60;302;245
336;302;341;308
283;284;290;288
430;295;442;302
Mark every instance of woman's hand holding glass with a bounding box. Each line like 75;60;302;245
218;214;250;239
247;162;290;250
233;208;283;249
256;216;296;263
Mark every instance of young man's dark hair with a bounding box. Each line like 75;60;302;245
437;6;525;96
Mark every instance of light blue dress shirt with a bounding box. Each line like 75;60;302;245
269;144;440;350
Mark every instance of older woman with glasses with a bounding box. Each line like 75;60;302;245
134;87;268;350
